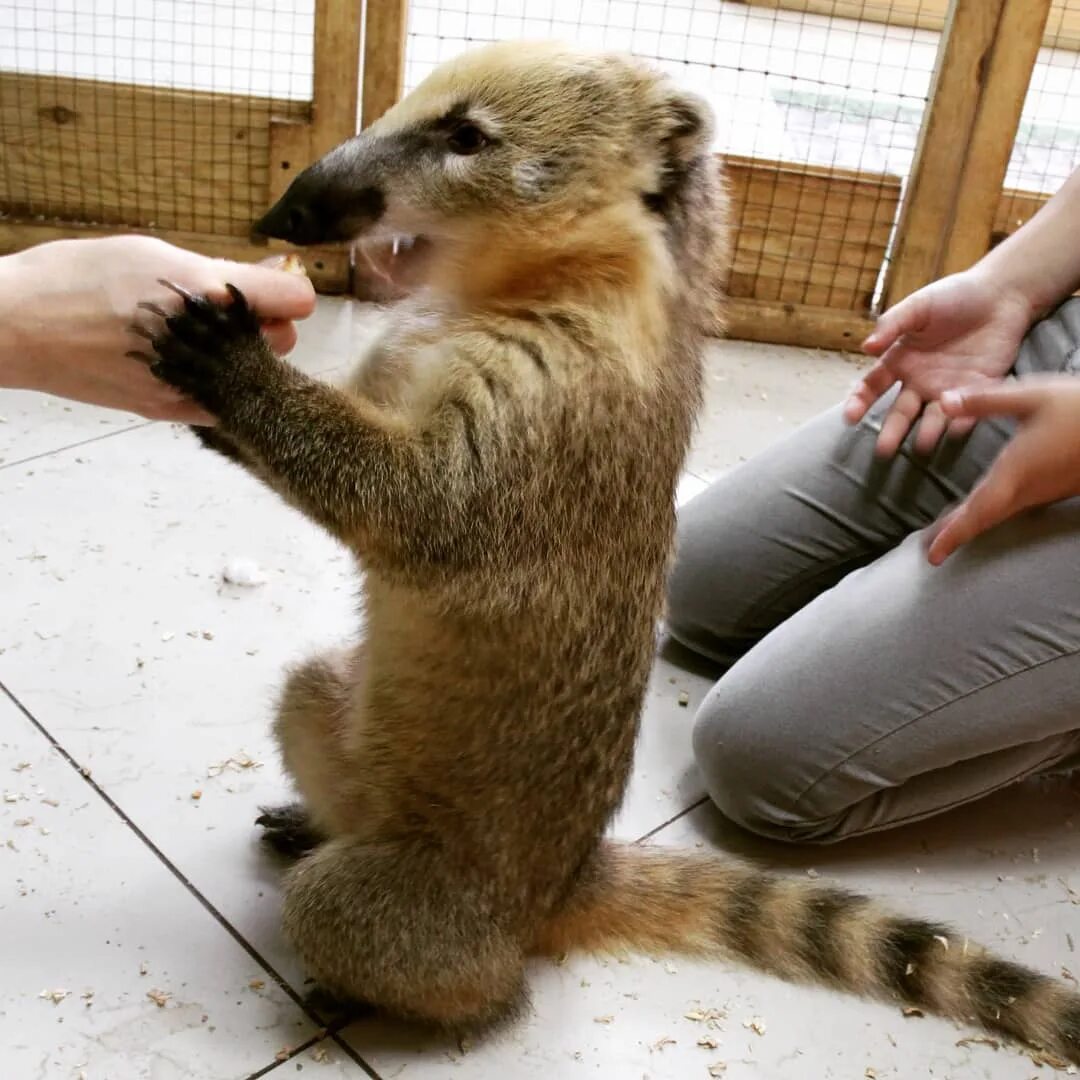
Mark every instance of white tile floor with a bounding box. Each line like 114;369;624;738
3;298;1080;1080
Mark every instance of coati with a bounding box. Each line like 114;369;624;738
136;42;1080;1061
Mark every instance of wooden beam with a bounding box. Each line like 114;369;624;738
312;0;364;156
880;0;1007;308
723;297;874;353
940;0;1051;276
0;72;307;236
723;155;901;313
741;0;1080;50
0;220;351;294
362;0;410;128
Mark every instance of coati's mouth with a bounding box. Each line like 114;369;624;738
357;233;435;292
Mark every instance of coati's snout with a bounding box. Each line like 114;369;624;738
254;148;386;246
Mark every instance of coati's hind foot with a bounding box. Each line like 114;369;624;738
281;837;530;1036
256;802;324;860
301;982;377;1022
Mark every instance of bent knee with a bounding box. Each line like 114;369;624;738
690;676;855;845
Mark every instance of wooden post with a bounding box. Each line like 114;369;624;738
880;0;1003;307
361;0;409;129
939;0;1052;276
312;0;365;156
262;0;364;290
881;0;1049;308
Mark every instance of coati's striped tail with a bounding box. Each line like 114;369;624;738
535;842;1080;1063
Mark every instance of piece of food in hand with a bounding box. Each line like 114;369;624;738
278;253;308;277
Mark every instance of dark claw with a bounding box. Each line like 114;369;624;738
158;279;215;319
125;349;155;364
129;323;156;341
136;301;170;318
225;283;250;312
157;278;198;302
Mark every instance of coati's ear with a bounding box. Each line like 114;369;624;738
650;86;714;172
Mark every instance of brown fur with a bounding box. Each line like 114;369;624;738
144;42;1079;1062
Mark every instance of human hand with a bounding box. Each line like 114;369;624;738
0;236;316;424
926;376;1080;564
844;270;1033;456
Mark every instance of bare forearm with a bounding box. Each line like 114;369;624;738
976;167;1080;320
0;251;34;389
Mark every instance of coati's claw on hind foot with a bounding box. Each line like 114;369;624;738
256;802;324;859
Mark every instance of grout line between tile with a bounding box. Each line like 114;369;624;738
243;1033;325;1079
634;796;710;845
0;420;152;471
244;1030;379;1079
0;679;383;1080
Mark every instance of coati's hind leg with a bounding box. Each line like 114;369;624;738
265;646;365;843
282;837;529;1032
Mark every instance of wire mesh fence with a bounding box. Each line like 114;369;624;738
0;0;315;237
996;1;1080;249
0;1;1074;342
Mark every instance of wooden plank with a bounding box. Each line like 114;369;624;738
1045;2;1080;50
362;0;410;128
0;220;351;294
724;297;874;353
267;119;315;206
0;72;308;236
940;0;1051;276
879;0;1007;308
723;155;901;313
740;0;1080;50
312;0;364;156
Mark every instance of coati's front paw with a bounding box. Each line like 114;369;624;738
135;282;265;415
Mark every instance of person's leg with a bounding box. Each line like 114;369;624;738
692;500;1080;842
667;400;998;666
668;297;1080;668
676;297;1080;841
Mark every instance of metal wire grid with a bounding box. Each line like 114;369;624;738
0;0;315;236
403;0;940;313
996;2;1080;246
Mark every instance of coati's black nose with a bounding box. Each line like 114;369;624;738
253;202;318;244
253;166;386;247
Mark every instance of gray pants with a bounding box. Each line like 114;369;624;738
668;299;1080;844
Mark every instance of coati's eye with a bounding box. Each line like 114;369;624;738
446;121;489;156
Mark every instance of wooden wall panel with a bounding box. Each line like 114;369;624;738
0;72;308;236
723;155;901;314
